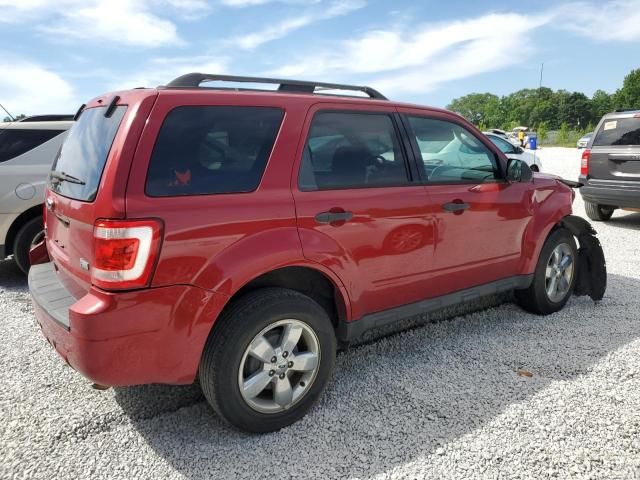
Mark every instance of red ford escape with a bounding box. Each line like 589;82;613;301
28;74;606;433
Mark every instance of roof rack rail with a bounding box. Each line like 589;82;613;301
614;108;639;112
164;73;388;100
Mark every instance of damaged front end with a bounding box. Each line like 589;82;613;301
559;215;607;301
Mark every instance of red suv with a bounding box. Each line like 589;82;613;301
29;74;606;433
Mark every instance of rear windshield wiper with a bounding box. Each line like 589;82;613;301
50;170;86;185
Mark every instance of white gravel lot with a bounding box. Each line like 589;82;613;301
1;147;639;480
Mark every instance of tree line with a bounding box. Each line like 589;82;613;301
446;68;640;135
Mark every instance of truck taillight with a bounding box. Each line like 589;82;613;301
581;149;590;176
92;219;162;290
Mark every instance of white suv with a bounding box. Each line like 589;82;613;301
0;116;73;272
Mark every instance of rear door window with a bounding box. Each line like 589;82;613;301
49;106;126;201
593;117;640;146
145;106;284;197
298;112;410;191
0;129;65;162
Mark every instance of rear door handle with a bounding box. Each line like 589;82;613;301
315;211;353;224
442;202;470;213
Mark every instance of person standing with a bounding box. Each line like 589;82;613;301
518;129;525;147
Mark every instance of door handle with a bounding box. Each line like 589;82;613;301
442;201;470;213
315;211;353;224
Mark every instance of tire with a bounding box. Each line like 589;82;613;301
530;164;539;172
13;216;44;274
584;201;614;222
199;287;336;433
516;228;577;315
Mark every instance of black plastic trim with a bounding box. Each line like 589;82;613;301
28;262;73;331
337;275;534;342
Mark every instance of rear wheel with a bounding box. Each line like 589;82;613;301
516;228;577;315
584;201;614;221
199;288;336;433
13;216;43;274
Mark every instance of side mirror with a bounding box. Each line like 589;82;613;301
514;146;524;154
506;158;533;182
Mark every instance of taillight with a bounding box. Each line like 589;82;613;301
581;149;590;176
92;219;162;290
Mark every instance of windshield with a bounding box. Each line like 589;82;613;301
593;117;640;146
49;106;126;201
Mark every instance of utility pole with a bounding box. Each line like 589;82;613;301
539;63;544;89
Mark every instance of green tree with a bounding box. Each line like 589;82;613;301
591;89;613;119
3;113;26;122
446;93;502;127
558;122;569;144
613;68;640;109
537;121;548;144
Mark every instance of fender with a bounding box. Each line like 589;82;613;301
191;226;352;317
559;215;607;301
520;183;573;274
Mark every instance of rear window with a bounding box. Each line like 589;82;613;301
0;129;65;162
49;106;126;201
145;106;284;197
593;117;640;146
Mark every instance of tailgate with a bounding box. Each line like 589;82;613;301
590;115;640;181
44;92;157;298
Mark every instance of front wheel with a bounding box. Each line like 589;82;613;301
516;228;577;315
584;201;614;221
199;288;336;433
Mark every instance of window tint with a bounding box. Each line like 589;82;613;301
593;117;640;146
488;135;515;154
299;112;409;190
0;129;64;162
407;117;498;184
146;106;284;197
50;106;126;201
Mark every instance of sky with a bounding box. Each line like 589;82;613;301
1;0;639;115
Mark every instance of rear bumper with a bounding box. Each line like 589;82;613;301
29;262;228;386
579;176;640;209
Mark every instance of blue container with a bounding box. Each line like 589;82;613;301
528;136;537;150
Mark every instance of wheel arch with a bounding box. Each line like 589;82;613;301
223;264;350;329
4;204;43;257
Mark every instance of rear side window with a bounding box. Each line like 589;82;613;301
299;112;409;191
593;117;640;146
146;106;284;197
0;129;64;162
50;106;126;201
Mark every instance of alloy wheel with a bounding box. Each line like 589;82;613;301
545;243;574;303
238;319;321;413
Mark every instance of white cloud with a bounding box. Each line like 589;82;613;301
0;60;78;115
0;0;194;47
232;0;364;49
42;0;183;47
270;11;552;96
220;0;320;6
558;0;640;42
109;55;230;90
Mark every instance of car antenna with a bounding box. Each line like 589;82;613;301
0;102;16;122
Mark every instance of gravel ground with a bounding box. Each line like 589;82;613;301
1;147;639;480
